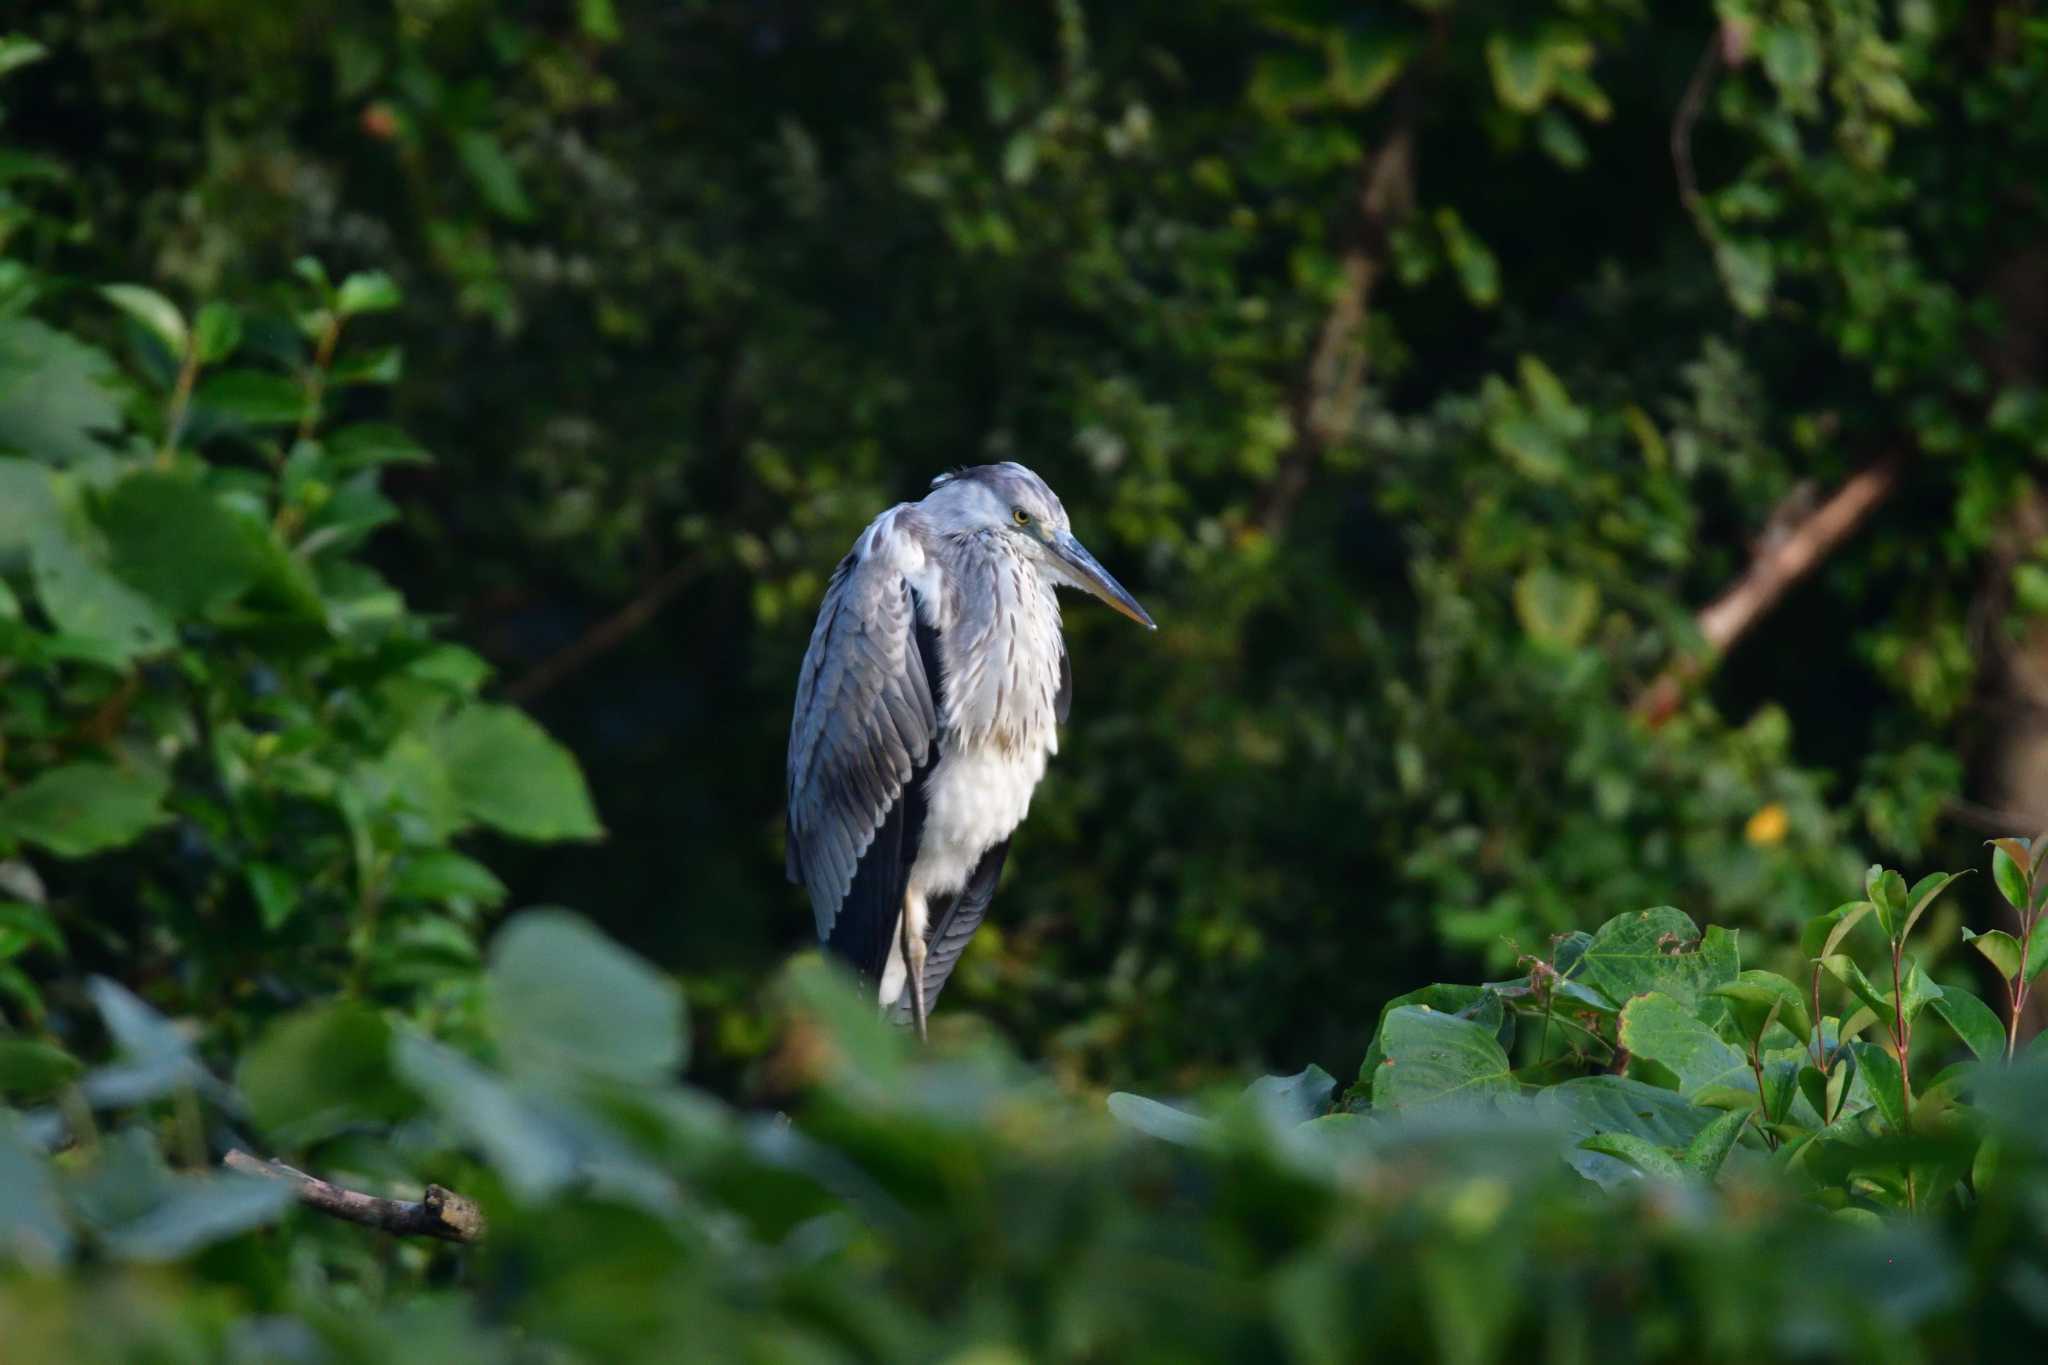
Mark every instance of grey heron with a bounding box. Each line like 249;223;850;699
785;463;1154;1037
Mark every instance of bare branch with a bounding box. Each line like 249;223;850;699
1635;454;1903;726
503;557;702;705
1255;81;1423;539
1671;32;1721;243
225;1149;485;1244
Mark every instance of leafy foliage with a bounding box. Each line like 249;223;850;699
11;4;2048;1359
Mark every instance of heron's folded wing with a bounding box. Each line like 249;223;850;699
785;510;941;959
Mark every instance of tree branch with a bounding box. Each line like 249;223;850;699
1254;93;1420;538
503;557;703;705
224;1149;485;1244
1671;31;1722;243
1634;453;1904;725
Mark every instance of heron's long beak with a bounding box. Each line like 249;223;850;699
1051;531;1155;629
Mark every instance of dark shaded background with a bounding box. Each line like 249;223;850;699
14;0;2048;1089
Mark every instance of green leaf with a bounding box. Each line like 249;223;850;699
393;1034;577;1197
1359;984;1504;1078
1798;1064;1830;1126
0;36;50;80
1801;901;1875;960
0;1038;80;1095
1537;1074;1719;1148
97;472;270;617
387;849;508;907
1710;970;1811;1045
1899;870;1965;942
1991;840;2029;909
1865;866;1909;941
335;271;402;318
1851;1041;1909;1133
489;909;684;1082
244;862;296;932
1681;1108;1752;1180
0;1112;70;1263
1932;986;2006;1064
100;285;187;358
436;704;603;841
0;900;62;957
0;318;124;464
1757;24;1821;98
2029;930;2048;984
1513;567;1597;648
455;129;534;221
29;528;175;661
192;302;242;365
0;763;168;858
196;369;306;426
1577;1131;1686;1181
325;422;431;471
0;457;56;559
1575;908;1737;1013
1714;239;1774;318
1962;929;2023;981
1107;1091;1215;1146
1616;992;1748;1097
237;1004;413;1144
1485;33;1552;113
98;1171;293;1262
1437;208;1500;308
1369;1005;1514;1111
1242;1066;1337;1126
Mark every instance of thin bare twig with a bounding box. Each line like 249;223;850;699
1635;454;1904;725
1254;73;1425;538
224;1149;485;1244
503;557;703;704
1671;32;1722;243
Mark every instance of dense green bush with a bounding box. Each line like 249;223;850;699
8;846;2048;1360
0;34;597;1053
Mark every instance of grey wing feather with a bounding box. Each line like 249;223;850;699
785;509;941;939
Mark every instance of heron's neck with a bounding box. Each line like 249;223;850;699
932;534;1063;755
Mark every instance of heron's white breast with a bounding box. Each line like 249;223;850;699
910;742;1049;899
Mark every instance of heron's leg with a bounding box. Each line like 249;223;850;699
901;890;930;1042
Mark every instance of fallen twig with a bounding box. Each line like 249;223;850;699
224;1149;485;1244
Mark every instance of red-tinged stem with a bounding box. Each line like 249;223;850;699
1892;941;1917;1212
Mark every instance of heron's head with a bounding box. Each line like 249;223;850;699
924;463;1154;629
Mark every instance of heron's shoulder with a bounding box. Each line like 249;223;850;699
850;502;937;567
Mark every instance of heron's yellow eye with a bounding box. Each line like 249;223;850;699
1012;507;1031;526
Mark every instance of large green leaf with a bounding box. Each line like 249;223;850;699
1616;992;1748;1098
0;318;123;464
1574;907;1737;1013
436;703;603;841
1359;984;1504;1078
393;1034;579;1198
1370;1005;1514;1111
29;528;175;661
237;1003;414;1144
0;457;56;560
1931;987;2006;1064
488;909;684;1082
95;472;269;616
1107;1091;1216;1146
0;762;168;858
0;1112;71;1264
0;1038;80;1096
